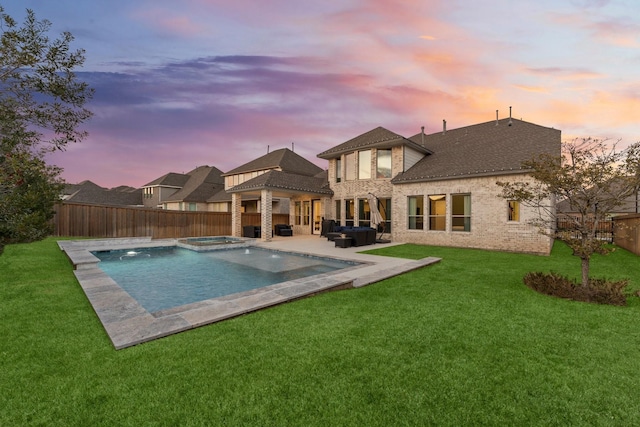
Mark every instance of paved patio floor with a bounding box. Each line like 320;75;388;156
59;235;440;350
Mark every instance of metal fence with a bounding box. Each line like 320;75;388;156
556;218;614;243
52;202;290;239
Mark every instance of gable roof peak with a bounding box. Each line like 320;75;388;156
317;126;429;159
223;147;323;177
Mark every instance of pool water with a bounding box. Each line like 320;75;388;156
93;246;356;313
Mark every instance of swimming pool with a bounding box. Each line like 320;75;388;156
93;246;358;313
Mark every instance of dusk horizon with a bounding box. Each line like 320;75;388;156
3;0;638;188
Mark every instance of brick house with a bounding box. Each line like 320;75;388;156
161;166;225;211
316;117;561;254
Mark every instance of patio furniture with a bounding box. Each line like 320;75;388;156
321;219;336;237
328;226;376;246
343;228;376;246
334;236;352;248
274;224;293;236
242;225;261;238
326;232;341;241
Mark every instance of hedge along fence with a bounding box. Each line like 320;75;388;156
52;202;290;239
613;214;640;256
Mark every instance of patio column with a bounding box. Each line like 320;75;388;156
260;189;273;241
231;193;242;237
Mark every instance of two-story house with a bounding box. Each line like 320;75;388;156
141;166;225;210
316;116;561;254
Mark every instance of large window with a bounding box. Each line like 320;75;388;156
451;194;471;232
303;201;310;226
358;150;371;179
335;200;342;224
508;200;520;222
408;196;424;230
428;195;446;231
294;201;302;225
335;158;342;183
376;149;392;178
345;153;356;181
358;199;370;227
345;199;355;226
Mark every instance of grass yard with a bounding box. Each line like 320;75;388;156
1;238;640;426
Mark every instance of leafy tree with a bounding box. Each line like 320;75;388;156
0;6;93;252
498;138;640;288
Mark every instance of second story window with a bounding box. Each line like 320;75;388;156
345;153;356;181
376;149;391;178
358;150;371;179
335;158;342;183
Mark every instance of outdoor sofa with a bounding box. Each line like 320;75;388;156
327;225;376;247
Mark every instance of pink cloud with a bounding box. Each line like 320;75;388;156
131;7;207;37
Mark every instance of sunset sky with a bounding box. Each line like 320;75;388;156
4;0;640;188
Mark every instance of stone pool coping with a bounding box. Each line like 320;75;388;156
58;237;440;350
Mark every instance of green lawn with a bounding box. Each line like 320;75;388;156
2;238;640;426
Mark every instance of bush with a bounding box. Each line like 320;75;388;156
523;272;629;306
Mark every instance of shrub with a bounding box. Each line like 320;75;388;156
523;272;629;306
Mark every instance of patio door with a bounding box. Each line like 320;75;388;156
312;200;322;235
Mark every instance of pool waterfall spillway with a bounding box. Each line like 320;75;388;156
58;237;440;350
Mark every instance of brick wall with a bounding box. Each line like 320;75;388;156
391;174;554;255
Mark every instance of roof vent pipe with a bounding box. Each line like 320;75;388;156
421;126;425;145
496;110;499;125
508;106;513;126
443;120;446;135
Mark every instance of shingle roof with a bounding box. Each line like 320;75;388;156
163;166;225;203
317;126;430;160
63;181;142;206
227;170;333;195
391;118;561;184
223;148;323;177
142;172;190;187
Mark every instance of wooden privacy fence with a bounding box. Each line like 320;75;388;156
612;214;640;256
53;202;290;239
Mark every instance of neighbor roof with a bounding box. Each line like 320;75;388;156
223;148;324;177
391;118;561;184
63;181;142;206
142;172;191;188
163;166;225;203
317;126;430;160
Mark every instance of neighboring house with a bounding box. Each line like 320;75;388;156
219;148;325;216
161;166;225;211
315;117;561;254
62;180;142;206
556;179;640;219
141;172;191;208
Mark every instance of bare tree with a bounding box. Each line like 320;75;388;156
497;138;640;287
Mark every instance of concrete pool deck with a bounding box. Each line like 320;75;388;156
59;235;440;350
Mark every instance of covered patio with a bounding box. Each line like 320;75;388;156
227;170;334;241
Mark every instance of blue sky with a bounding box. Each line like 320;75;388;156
3;0;639;187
